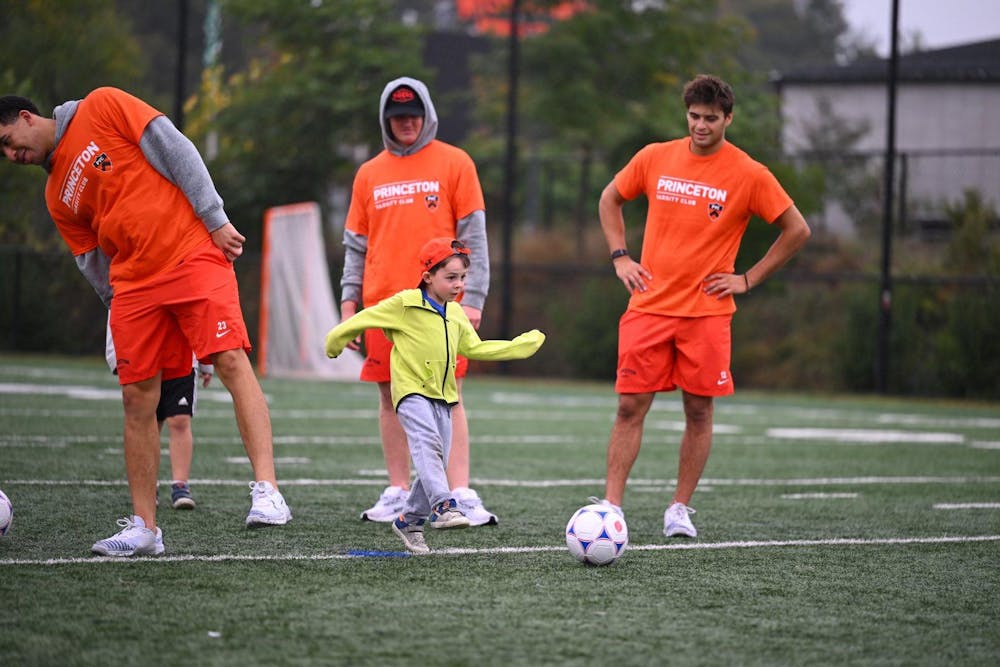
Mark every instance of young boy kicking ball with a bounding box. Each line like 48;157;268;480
325;238;544;553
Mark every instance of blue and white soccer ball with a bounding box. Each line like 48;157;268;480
565;503;628;566
0;490;12;536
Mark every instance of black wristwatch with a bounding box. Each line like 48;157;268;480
610;248;629;261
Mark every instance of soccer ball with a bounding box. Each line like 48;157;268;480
565;503;628;566
0;490;12;536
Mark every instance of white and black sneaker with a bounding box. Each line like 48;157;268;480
91;516;164;557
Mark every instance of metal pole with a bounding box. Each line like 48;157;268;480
876;0;900;393
174;0;188;130
500;0;520;343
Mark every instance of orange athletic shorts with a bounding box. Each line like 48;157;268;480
615;309;734;397
109;238;250;385
360;328;468;383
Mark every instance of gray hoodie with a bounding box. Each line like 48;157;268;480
341;77;490;311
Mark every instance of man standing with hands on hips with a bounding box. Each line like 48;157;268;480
0;88;291;556
596;74;810;538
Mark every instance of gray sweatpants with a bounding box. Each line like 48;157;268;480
396;395;453;523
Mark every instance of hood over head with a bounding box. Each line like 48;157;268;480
379;76;438;156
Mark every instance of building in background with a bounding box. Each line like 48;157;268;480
774;39;1000;237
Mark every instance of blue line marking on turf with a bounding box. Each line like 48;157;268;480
345;549;411;558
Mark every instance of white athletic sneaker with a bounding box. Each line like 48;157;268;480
392;517;430;554
663;502;697;538
245;481;292;528
360;485;409;522
91;516;164;557
588;496;624;518
453;487;498;526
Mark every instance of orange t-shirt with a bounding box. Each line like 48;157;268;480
614;139;793;317
44;87;209;293
345;140;485;306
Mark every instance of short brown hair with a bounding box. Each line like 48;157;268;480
682;75;734;116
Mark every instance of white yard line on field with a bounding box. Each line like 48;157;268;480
2;534;998;567
4;475;1000;488
933;503;1000;509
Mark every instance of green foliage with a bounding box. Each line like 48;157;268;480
728;0;850;69
517;0;744;151
549;276;627;381
183;0;427;248
0;0;146;247
839;281;1000;400
0;0;146;108
942;190;1000;274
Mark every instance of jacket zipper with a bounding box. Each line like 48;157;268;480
441;311;451;394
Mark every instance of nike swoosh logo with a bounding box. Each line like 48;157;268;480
216;329;232;339
717;378;729;385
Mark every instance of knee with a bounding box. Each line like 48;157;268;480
615;395;652;424
122;383;158;416
684;400;714;426
166;415;190;437
211;349;245;379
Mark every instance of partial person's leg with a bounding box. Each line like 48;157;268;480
165;413;196;509
445;391;469;487
212;348;290;526
378;381;411;489
211;348;276;485
165;414;193;483
121;375;163;529
662;391;712;538
448;377;498;526
359;331;410;521
603;392;655;507
674;392;714;505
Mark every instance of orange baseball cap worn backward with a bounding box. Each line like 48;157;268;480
419;237;470;272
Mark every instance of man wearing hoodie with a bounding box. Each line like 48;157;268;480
0;89;292;556
340;77;496;526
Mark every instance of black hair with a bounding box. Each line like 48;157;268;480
0;95;40;125
682;75;735;116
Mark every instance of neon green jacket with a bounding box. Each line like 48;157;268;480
325;289;545;408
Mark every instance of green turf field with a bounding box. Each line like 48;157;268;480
1;353;998;665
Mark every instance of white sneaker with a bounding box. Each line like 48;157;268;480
246;481;292;528
663;502;697;538
588;496;624;518
91;516;164;557
453;487;498;526
360;485;409;522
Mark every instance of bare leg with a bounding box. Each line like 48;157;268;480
446;377;470;488
378;382;410;489
604;392;655;507
211;348;276;486
121;375;162;529
673;392;714;505
165;414;193;482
